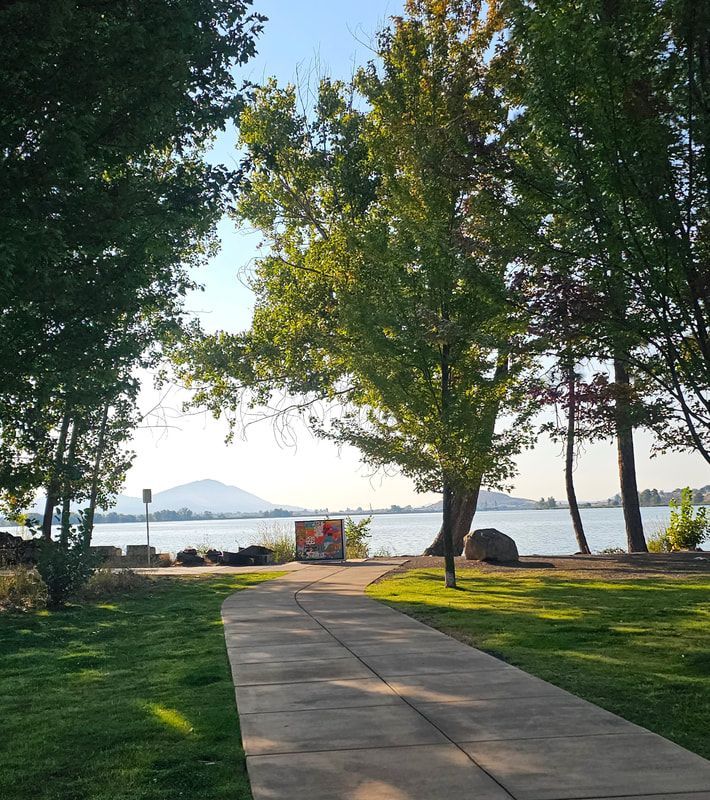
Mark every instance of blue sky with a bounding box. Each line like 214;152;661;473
124;1;708;507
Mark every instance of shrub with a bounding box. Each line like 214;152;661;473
0;567;47;611
647;529;672;553
665;488;709;551
80;569;151;599
597;547;626;555
345;516;372;559
254;522;296;563
36;526;98;607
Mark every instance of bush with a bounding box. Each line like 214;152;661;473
345;516;372;559
647;529;672;553
80;569;151;599
36;527;98;607
0;567;47;611
597;547;626;555
254;522;295;563
665;488;709;551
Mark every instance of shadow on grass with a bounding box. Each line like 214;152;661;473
0;573;279;800
370;569;710;759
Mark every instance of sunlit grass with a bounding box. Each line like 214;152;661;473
0;572;283;800
368;568;710;758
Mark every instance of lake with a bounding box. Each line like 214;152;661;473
80;506;679;556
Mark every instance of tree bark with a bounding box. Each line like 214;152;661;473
83;402;110;550
41;411;71;540
59;419;80;548
565;365;591;554
613;358;647;552
442;477;457;588
423;482;481;556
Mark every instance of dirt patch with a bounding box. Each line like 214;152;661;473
377;551;710;581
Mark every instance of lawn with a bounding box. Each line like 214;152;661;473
367;567;710;758
0;573;283;800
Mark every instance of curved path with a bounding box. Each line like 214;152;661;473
223;560;710;800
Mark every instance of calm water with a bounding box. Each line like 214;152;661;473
77;506;679;557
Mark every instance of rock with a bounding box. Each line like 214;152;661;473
126;544;156;558
464;528;519;563
219;550;254;566
237;545;274;565
176;549;205;566
0;531;39;565
90;545;123;563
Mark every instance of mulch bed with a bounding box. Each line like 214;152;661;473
380;551;710;580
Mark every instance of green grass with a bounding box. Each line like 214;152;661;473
0;573;284;800
367;568;710;758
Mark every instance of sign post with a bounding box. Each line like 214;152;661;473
142;489;152;567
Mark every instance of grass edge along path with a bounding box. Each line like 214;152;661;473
0;572;285;800
367;567;710;759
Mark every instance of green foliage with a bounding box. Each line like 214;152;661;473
0;1;264;530
502;0;710;459
36;528;98;607
345;516;372;559
369;567;710;758
175;0;538;511
647;530;672;553
665;488;709;551
0;567;48;612
0;572;282;800
254;522;296;563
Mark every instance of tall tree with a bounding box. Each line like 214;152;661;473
500;0;710;550
176;0;536;585
0;1;265;534
501;0;710;462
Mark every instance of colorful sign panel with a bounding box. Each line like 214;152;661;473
295;519;345;561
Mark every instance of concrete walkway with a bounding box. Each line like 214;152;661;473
223;560;710;800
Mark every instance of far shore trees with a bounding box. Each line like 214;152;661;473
176;0;537;586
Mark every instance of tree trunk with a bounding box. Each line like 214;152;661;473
423;482;481;556
41;411;71;540
613;358;647;552
442;477;456;589
59;419;80;548
83;402;110;550
565;365;591;554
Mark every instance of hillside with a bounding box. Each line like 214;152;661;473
419;489;535;512
106;479;300;515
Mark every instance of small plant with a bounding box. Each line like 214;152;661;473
0;566;47;611
254;522;295;563
36;520;98;607
597;547;626;555
345;516;372;559
647;529;672;553
81;569;151;599
665;487;709;551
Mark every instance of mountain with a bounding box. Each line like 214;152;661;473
418;489;535;512
106;479;301;515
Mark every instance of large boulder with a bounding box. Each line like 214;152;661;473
464;528;519;563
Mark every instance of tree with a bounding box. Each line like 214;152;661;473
0;1;265;542
498;0;710;551
176;1;536;587
501;0;709;463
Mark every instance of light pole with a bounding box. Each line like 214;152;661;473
142;489;152;567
